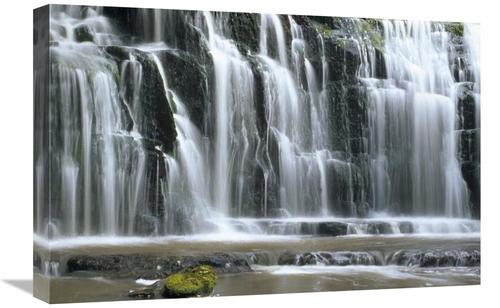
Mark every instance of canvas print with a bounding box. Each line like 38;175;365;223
33;3;481;304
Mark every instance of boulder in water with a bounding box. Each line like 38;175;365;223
317;222;348;237
163;265;218;298
74;24;95;43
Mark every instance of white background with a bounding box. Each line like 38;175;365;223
1;1;495;307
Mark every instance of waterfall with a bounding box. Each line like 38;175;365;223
362;20;472;217
146;50;214;233
188;11;261;219
36;5;154;237
33;5;480;239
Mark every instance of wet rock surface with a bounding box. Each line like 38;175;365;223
275;249;481;267
66;252;252;279
279;251;378;266
390;250;480;267
64;248;481;280
33;252;42;271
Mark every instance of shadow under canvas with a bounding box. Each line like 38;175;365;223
3;279;33;295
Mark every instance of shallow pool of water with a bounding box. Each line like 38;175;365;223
33;232;480;304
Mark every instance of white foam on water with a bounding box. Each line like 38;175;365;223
135;278;158;286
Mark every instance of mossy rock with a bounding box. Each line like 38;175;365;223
445;22;464;37
164;266;218;298
74;24;95;43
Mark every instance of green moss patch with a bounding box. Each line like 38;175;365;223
164;265;218;298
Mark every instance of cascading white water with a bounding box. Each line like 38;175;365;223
37;5;152;237
195;12;259;218
34;6;480;240
147;49;215;232
255;15;329;217
260;14;288;67
362;20;471;217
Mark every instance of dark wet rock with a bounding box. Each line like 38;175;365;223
390;250;480;267
454;82;480;219
74;24;95;43
133;52;178;152
299;222;314;235
264;221;303;235
366;222;393;234
228;12;260;55
317;222;348;237
102;46;178;152
461;161;480;219
33;252;42;271
398;221;414;234
66;252;252;280
128;286;156;298
133;215;160;236
127;279;170;299
277;252;299;265
456;82;478;131
458;129;480;164
102;45;130;62
140;137;164;151
156;49;210;131
245;251;274;266
299;221;349;237
279;251;378;266
177;253;252;276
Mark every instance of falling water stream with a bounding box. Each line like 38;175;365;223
33;5;480;303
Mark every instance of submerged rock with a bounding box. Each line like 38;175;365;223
128;286;155;299
127;279;167;299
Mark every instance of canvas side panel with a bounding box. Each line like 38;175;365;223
33;4;51;303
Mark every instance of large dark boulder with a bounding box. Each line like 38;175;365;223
366;222;393;235
74;24;95;43
317;222;348;237
178;253;253;275
398;221;415;234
